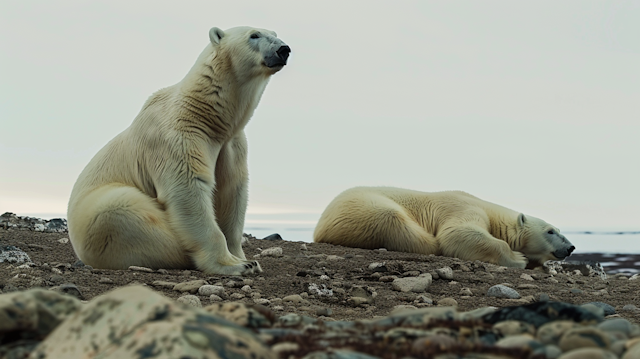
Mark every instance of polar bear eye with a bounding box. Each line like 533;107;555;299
250;33;260;39
547;230;554;235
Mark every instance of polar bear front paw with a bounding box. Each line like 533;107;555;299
215;259;262;276
195;251;263;276
500;251;528;268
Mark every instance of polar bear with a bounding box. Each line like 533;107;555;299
67;27;290;275
314;187;575;268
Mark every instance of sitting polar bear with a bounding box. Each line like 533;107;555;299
67;27;290;275
314;187;575;268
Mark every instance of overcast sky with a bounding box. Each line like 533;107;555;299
1;1;638;232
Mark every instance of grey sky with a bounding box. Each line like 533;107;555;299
1;1;638;230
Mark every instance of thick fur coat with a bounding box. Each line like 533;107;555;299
314;187;575;268
67;27;290;275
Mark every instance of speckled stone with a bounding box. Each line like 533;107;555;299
198;285;227;298
486;285;520;299
261;247;283;257
204;302;272;328
30;286;275;359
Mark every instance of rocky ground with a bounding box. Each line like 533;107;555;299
2;212;640;358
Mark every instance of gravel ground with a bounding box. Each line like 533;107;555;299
1;228;639;324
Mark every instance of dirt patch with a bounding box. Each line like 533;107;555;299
1;228;639;323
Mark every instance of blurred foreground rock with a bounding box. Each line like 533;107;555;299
0;286;639;359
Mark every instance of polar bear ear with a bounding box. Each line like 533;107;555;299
209;27;225;45
517;213;527;227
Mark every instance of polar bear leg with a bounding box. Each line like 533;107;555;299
315;194;439;255
69;184;191;270
214;133;249;259
438;224;527;268
71;184;261;275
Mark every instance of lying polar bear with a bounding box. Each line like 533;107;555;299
314;187;575;268
67;27;290;275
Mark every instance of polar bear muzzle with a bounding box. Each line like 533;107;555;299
263;43;291;68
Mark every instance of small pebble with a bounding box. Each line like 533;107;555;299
437;297;458;307
49;283;84;300
520;273;534;281
177;295;202;308
254;298;270;305
586;302;616;316
487;285;520;299
435;267;454;280
316;307;333;316
283;294;304;304
261;247;283;257
198;285;226;297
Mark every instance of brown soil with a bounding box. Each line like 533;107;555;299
1;228;639;324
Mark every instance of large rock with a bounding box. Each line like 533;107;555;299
31;286;276;359
0;245;32;264
0;289;81;358
0;288;81;335
483;302;604;328
544;260;607;280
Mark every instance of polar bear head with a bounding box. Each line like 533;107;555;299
208;26;291;79
517;214;575;266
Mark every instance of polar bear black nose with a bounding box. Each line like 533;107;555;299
277;45;291;63
568;246;575;255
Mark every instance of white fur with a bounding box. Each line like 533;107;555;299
314;187;574;268
67;27;289;275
